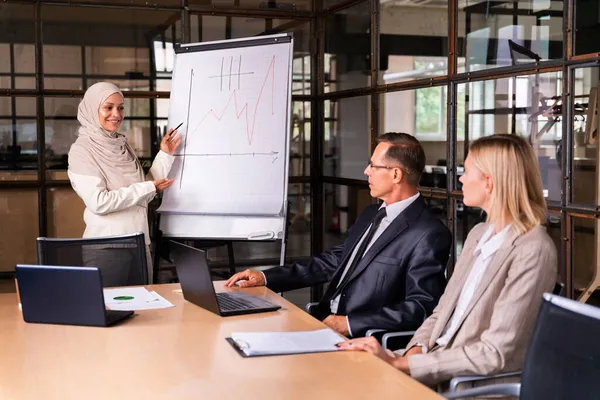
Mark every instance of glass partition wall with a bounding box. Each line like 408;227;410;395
2;0;600;304
0;2;314;285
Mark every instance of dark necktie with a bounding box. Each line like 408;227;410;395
332;207;387;297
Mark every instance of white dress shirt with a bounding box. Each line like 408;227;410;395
433;223;512;348
330;193;420;336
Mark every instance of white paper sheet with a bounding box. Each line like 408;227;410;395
230;328;344;357
158;36;292;216
104;288;174;311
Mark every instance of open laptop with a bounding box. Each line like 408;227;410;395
16;264;134;327
170;241;281;316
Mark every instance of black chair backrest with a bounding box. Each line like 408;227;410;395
520;294;600;400
552;281;564;296
37;233;148;287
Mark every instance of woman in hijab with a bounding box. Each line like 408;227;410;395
68;82;181;285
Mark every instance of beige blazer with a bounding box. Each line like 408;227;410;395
403;222;557;386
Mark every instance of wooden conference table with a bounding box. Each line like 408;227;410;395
0;282;442;400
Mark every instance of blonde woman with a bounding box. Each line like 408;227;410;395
68;82;181;285
338;134;557;388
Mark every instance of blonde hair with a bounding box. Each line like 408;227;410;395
468;134;547;234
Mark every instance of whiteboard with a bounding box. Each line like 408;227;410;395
159;34;292;216
159;214;284;240
158;34;292;239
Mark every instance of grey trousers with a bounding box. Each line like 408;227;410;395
81;244;153;286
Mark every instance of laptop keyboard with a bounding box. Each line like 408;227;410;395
216;293;255;311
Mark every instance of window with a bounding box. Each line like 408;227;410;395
415;85;445;138
413;58;448;141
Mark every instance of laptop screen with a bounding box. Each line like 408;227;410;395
170;242;221;315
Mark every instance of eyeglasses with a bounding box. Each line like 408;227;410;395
366;162;401;170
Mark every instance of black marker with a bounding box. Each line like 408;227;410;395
167;123;183;141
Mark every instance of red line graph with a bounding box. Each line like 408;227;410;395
187;55;276;145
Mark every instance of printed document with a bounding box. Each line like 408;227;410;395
104;287;174;311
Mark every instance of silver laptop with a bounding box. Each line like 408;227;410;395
170;241;281;316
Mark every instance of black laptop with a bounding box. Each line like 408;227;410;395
170;241;281;316
16;264;134;327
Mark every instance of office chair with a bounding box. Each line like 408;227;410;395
37;232;148;287
444;282;564;393
444;291;600;399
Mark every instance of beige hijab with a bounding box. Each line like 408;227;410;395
68;82;143;191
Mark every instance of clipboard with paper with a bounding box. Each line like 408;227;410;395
226;328;344;357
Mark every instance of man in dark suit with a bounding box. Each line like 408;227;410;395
225;132;451;338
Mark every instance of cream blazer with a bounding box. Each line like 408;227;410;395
403;222;557;386
68;150;175;245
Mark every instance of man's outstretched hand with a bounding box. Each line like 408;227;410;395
224;269;266;288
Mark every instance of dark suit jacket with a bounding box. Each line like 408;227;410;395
264;196;451;337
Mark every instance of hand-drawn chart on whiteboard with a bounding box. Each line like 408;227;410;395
158;35;292;216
